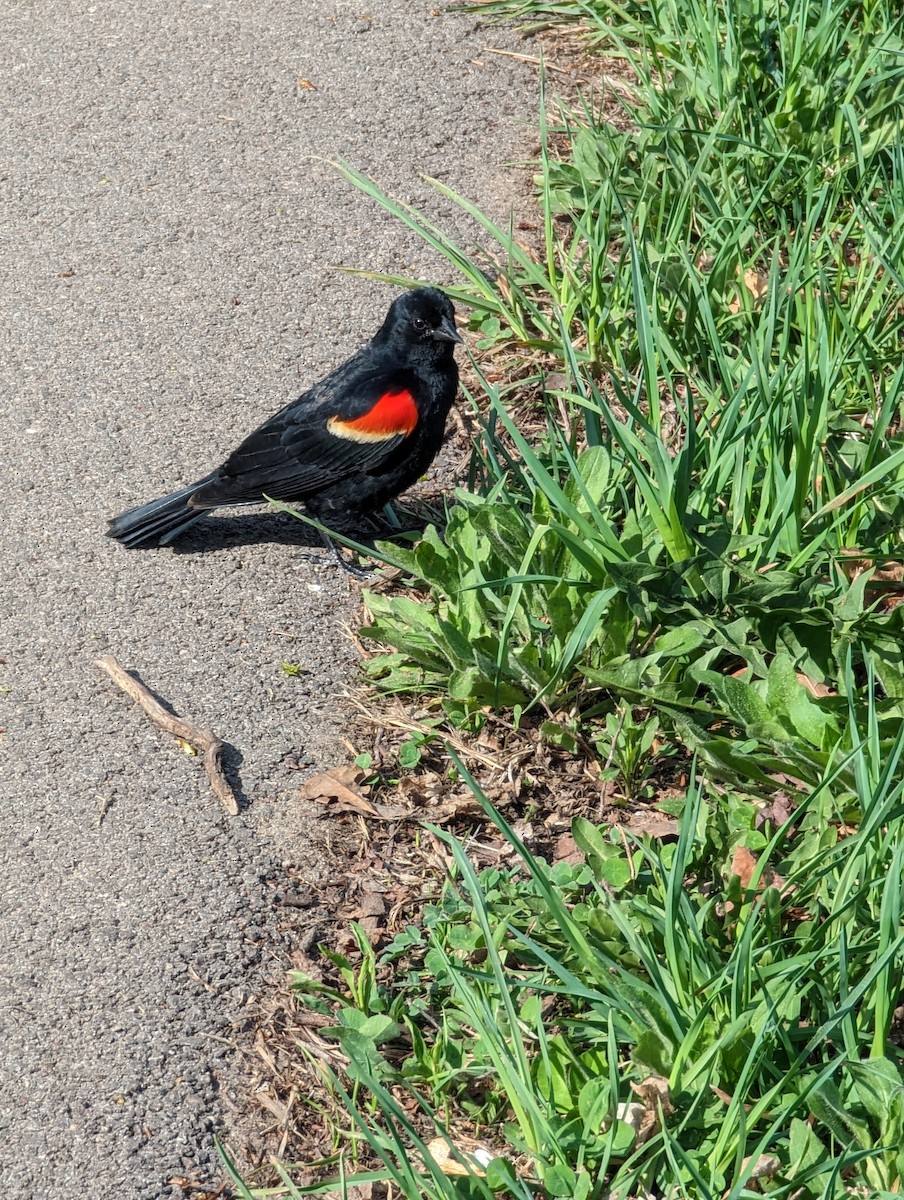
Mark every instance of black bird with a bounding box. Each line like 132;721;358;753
107;288;462;551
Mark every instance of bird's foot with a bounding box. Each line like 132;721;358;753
318;530;376;579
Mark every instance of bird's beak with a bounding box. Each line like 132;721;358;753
434;315;464;344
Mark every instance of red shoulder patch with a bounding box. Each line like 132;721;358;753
327;389;419;443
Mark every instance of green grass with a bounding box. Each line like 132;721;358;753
249;0;904;1195
340;0;904;795
270;728;904;1198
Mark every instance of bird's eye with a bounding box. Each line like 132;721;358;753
412;316;427;331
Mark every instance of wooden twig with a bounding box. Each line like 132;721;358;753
94;654;240;816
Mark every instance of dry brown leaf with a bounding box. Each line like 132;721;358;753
767;770;808;789
870;563;904;583
616;816;680;840
424;1136;495;1178
614;1101;646;1137
729;664;753;679
729;845;789;896
399;778;483;822
838;548;904;581
620;1075;674;1147
544;372;569;393
554;833;584;866
630;1075;674;1110
755;793;797;831
357;915;383;943
730;845;760;890
354;889;387;919
322;1185;373;1200
796;671;833;698
255;1087;291;1125
301;766;484;824
423;829;455;872
299;769;381;815
710;1083;755;1112
728;268;769;313
741;1153;780;1182
838;551;904;608
645;819;680;839
743;268;769;300
428;797;483;823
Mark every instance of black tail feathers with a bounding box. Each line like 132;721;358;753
107;480;212;549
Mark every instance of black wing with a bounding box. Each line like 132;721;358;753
191;356;421;506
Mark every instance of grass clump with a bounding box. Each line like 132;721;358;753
243;0;904;1196
341;0;904;794
243;733;904;1199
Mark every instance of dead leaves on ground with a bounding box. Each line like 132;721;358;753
301;762;679;854
726;843;805;922
298;764;484;823
424;1135;495;1179
729;844;788;895
422;1075;674;1185
295;755;682;951
298;765;385;816
727;267;770;314
755;792;798;833
622;1075;675;1148
839;548;904;611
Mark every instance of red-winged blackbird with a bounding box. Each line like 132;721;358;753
107;288;462;549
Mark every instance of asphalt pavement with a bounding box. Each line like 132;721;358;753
0;3;530;1195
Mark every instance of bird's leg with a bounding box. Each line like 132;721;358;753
318;529;375;579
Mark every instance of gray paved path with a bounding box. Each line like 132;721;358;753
0;3;529;1195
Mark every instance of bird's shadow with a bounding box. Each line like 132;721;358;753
123;507;441;557
169;511;324;554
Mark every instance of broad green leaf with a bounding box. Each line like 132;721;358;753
632;1029;672;1075
706;673;790;741
485;1158;520;1192
578;1076;611;1133
569;444;612;511
766;654;838;748
808;1078;872;1150
534;1035;582;1114
848;1059;904;1137
788;1116;827;1176
543;1163;578;1197
337;1009;399;1043
654;624;708;657
600;857;632;890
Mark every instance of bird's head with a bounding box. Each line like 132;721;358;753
376;288;463;354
